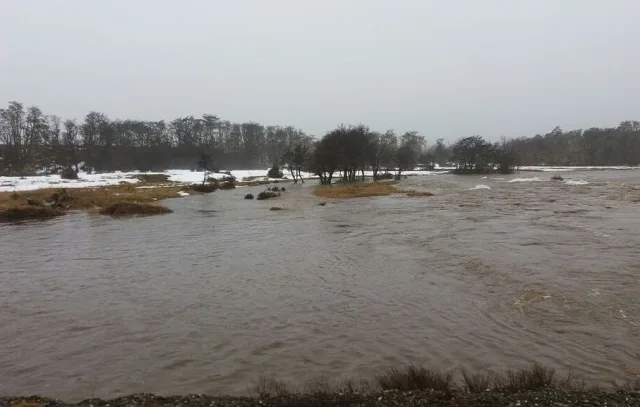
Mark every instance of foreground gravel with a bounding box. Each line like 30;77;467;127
3;390;640;407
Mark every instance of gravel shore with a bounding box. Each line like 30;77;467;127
3;390;640;407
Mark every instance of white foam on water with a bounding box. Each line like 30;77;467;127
470;184;491;190
587;289;601;298
509;177;542;183
177;191;190;197
565;180;589;186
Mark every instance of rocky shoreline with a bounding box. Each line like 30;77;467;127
3;390;640;407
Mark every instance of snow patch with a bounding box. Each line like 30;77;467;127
177;191;190;197
0;171;139;192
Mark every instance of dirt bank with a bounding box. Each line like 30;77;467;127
3;389;640;407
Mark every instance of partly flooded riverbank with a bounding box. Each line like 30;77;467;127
1;169;639;401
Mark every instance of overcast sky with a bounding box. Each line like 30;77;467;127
1;0;638;141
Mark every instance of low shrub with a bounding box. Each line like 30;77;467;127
60;167;78;180
244;193;254;200
257;191;280;200
219;181;236;190
267;164;284;179
375;172;394;180
188;183;217;193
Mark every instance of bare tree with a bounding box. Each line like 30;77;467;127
63;119;80;171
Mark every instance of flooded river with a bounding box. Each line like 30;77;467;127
1;170;639;400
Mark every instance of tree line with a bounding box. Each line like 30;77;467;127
1;100;639;178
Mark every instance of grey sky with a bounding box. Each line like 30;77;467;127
1;0;638;141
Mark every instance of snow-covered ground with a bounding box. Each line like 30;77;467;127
1;165;631;192
0;168;440;192
0;172;142;192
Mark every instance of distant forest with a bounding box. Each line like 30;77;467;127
1;100;639;177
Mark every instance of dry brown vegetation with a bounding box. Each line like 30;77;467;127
313;182;398;199
250;364;608;397
377;365;454;393
132;174;171;183
0;185;185;212
98;202;173;217
250;374;290;398
313;182;434;200
2;365;638;407
0;183;189;223
461;364;583;393
0;206;65;223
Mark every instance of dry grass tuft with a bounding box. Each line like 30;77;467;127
249;374;290;398
401;189;434;197
462;370;504;393
615;378;640;392
134;174;170;184
377;365;454;393
303;377;371;396
0;206;65;223
313;182;398;199
499;364;556;391
98;202;173;217
134;173;170;183
462;371;497;393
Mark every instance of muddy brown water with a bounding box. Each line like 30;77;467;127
1;170;639;400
